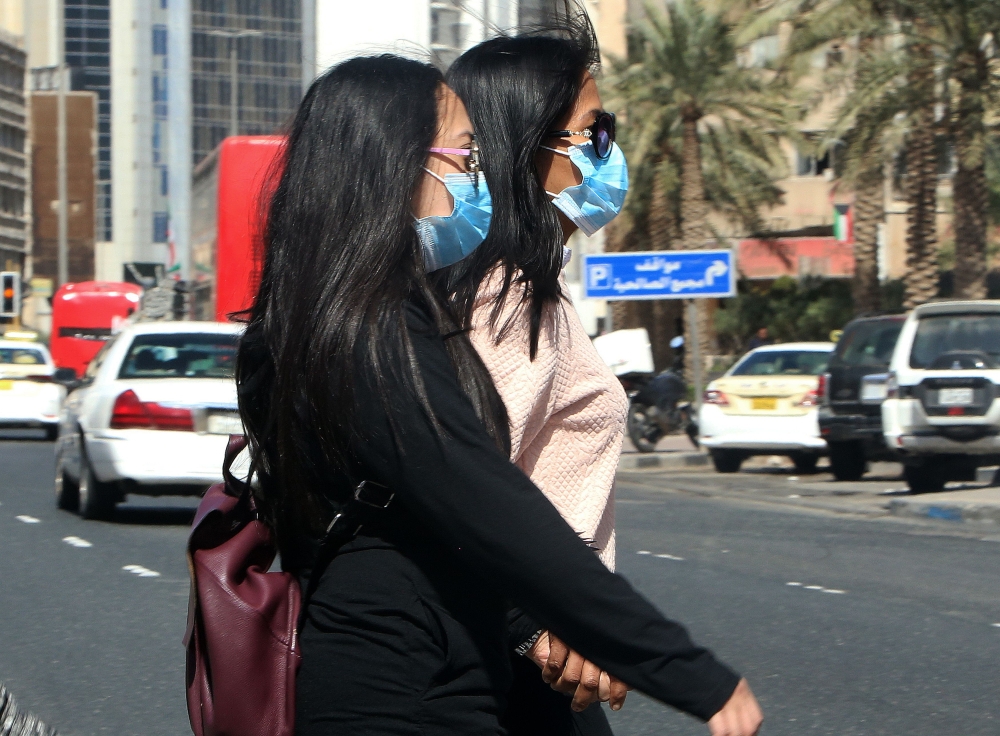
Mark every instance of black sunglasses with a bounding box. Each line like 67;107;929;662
547;112;616;160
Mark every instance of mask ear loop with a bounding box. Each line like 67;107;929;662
420;167;460;216
539;146;578;199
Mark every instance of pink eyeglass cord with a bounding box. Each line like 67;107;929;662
428;147;472;156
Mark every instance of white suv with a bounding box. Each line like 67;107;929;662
882;301;1000;492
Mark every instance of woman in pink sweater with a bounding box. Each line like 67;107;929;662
437;12;762;736
440;23;629;734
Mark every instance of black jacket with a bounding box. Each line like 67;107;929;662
324;301;740;722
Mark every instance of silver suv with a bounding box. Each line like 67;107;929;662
882;301;1000;492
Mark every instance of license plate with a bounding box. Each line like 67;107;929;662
938;387;974;406
206;413;243;435
0;380;11;390
752;397;778;411
860;382;887;402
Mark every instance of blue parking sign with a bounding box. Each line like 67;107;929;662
583;249;735;300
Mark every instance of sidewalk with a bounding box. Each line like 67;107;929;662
617;448;1000;528
885;485;1000;525
618;433;709;470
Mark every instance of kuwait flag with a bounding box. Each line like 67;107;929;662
833;204;852;242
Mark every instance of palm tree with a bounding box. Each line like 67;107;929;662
604;0;792;372
729;0;901;316
926;0;1000;299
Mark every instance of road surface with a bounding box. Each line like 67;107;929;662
0;436;997;735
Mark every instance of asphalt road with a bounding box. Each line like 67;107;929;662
0;436;998;735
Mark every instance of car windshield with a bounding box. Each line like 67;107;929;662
910;313;1000;368
0;347;46;365
833;321;902;368
731;350;830;376
119;333;238;379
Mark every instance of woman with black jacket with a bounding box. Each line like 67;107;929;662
236;53;761;736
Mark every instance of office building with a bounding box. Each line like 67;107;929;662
29;79;96;283
109;0;307;282
0;28;26;274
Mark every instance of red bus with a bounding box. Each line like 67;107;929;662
50;281;143;378
192;136;284;322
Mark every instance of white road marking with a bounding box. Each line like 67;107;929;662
62;536;92;548
122;565;161;578
15;515;40;524
789;581;847;594
654;553;685;561
991;623;1000;628
636;550;651;555
788;476;800;481
788;494;801;498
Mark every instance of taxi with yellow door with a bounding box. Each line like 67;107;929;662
699;342;834;474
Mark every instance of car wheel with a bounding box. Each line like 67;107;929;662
710;449;743;474
44;425;58;442
628;402;663;453
828;441;866;482
790;453;819;474
55;453;79;512
903;462;946;494
78;449;116;521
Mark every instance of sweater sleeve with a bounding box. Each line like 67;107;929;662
350;304;739;722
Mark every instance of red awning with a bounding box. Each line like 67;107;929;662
737;237;855;279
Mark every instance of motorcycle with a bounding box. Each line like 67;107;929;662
621;337;699;453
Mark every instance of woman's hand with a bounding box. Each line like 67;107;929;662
706;679;763;736
527;632;630;712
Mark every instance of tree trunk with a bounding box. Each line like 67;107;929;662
680;116;711;250
852;163;883;314
952;55;989;300
902;47;939;310
680;115;712;380
952;162;988;300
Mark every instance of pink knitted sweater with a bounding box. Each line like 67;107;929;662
469;279;627;570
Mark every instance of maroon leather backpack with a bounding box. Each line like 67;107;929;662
184;434;391;736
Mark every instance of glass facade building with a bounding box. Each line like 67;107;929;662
64;0;111;242
191;0;303;165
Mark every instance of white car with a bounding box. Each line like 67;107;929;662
55;321;243;519
0;339;66;440
699;342;834;474
882;300;1000;492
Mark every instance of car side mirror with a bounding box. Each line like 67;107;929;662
54;367;79;388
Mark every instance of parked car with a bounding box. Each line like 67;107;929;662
882;300;1000;492
0;339;66;440
699;342;834;474
55;321;243;519
819;315;905;480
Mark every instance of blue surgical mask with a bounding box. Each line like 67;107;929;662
541;141;629;237
414;169;492;272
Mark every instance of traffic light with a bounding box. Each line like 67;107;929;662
0;272;20;318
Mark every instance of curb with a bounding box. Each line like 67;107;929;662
886;499;1000;525
618;451;710;471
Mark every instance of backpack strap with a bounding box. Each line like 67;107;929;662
297;479;394;632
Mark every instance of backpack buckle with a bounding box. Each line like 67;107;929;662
354;479;394;510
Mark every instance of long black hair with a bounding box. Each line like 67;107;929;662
236;55;506;548
439;10;599;358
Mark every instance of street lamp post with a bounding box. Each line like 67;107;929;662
205;29;262;138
